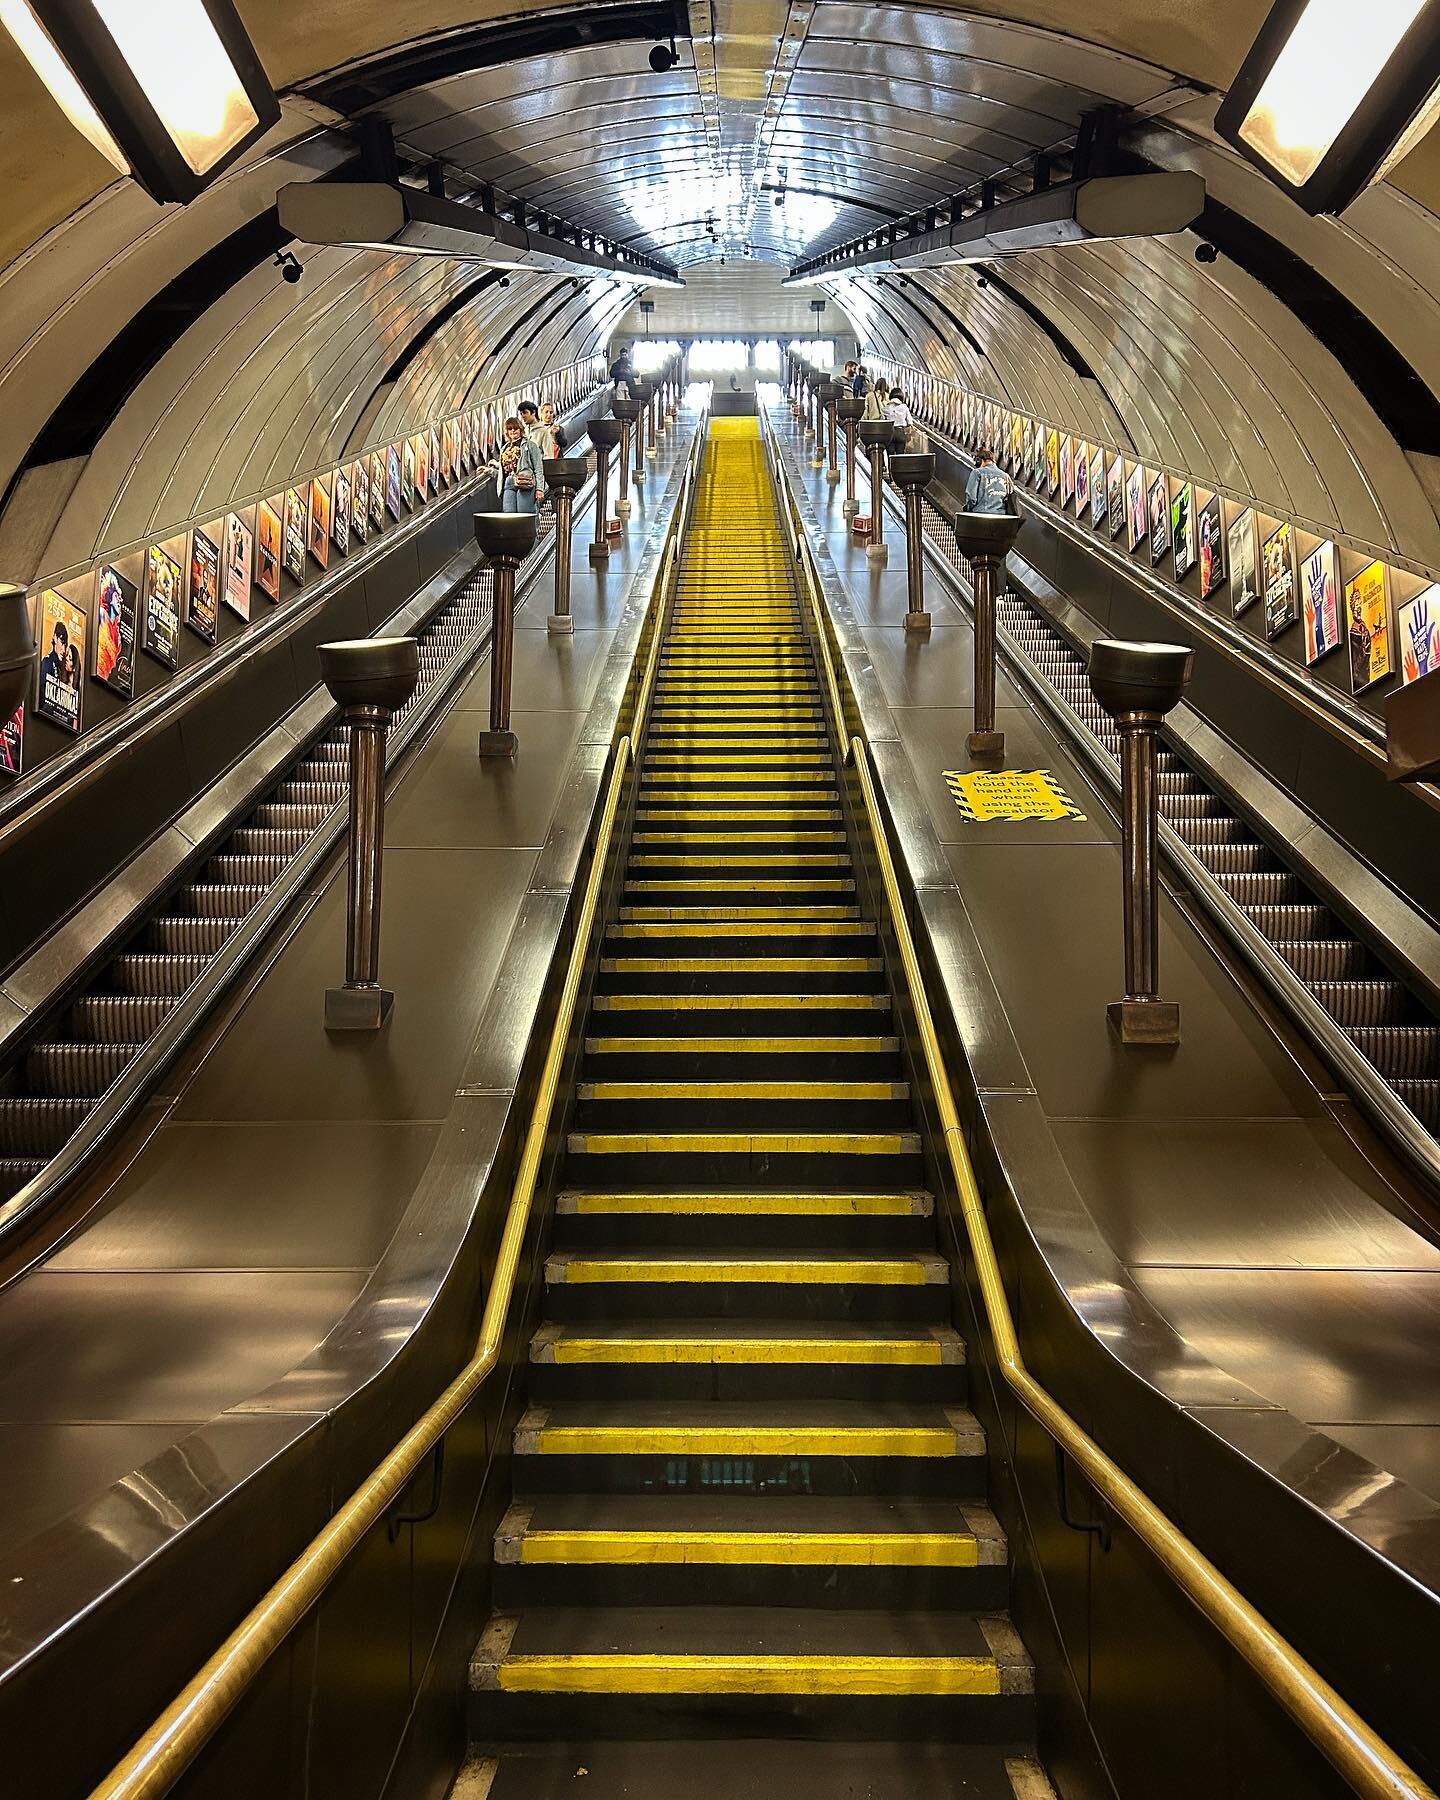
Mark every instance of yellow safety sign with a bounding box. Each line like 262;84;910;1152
944;768;1086;823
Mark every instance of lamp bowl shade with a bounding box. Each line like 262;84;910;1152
889;453;936;489
474;512;539;561
1088;638;1194;718
587;418;625;450
318;636;420;713
543;456;588;492
953;511;1024;562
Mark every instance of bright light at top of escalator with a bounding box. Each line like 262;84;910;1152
632;339;681;373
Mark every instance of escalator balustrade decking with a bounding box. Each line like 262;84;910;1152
467;420;1048;1798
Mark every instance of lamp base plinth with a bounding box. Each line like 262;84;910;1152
826;468;841;483
866;543;889;565
478;728;519;758
588;541;612;565
617;499;633;518
811;456;825;469
966;729;1005;759
547;613;575;636
1107;997;1181;1046
904;611;932;635
842;499;859;519
647;446;659;459
325;986;394;1031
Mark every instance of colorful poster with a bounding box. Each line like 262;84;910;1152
308;477;331;570
442;420;455;483
188;526;220;643
1171;482;1196;580
257;500;283;600
1045;429;1060;495
1060;435;1075;505
0;704;21;777
1107;456;1125;539
144;544;181;668
1011;412;1024;469
1345;560;1391;693
1127;464;1147;550
332;468;351;556
1074;442;1089;515
1198;496;1225;600
1148;475;1171;564
402;440;416;509
36;588;85;731
1301;540;1341;663
1399;585;1440;684
413;434;428;501
283;489;307;581
429;426;441;490
224;513;252;621
350;460;369;544
1228;508;1260;616
93;563;136;696
370;451;387;530
1262;521;1298;639
388;444;404;520
1089;447;1106;528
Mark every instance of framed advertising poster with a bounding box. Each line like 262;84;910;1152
283;489;307;582
308;477;331;571
224;513;253;621
1227;508;1260;616
1060;436;1075;505
1262;521;1298;639
1197;496;1225;600
1073;442;1089;516
1011;412;1024;470
0;703;21;777
1045;429;1060;495
1300;540;1341;664
1127;464;1147;550
388;445;405;520
1345;560;1391;693
350;461;369;545
256;500;283;601
429;426;441;491
442;419;456;483
1171;483;1196;580
144;544;182;668
36;588;85;732
1148;475;1171;564
1089;447;1106;528
402;441;416;509
188;525;221;644
93;563;137;696
413;434;428;501
1107;456;1125;539
333;468;351;556
1399;584;1440;684
370;451;387;530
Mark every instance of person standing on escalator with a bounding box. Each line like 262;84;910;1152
499;416;546;515
965;446;1017;515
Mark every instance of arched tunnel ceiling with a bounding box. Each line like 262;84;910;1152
1;0;1439;581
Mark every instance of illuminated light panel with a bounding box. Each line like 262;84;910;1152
1217;0;1440;211
94;0;258;175
0;0;124;169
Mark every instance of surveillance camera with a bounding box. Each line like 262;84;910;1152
283;261;302;285
498;274;511;288
648;39;678;72
1195;241;1219;264
976;274;989;289
274;250;303;285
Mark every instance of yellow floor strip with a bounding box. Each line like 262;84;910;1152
578;1081;906;1101
599;956;878;972
584;1036;894;1053
518;1529;979;1567
497;1653;999;1695
538;1330;948;1364
522;1421;963;1457
593;993;888;1010
549;1253;937;1283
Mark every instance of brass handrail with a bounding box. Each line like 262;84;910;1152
767;407;1436;1800
88;420;707;1800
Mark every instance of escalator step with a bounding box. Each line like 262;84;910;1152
1169;817;1254;847
1191;843;1271;874
1311;981;1411;1027
0;1096;94;1156
228;827;310;857
208;854;290;884
0;1158;46;1201
1242;904;1333;939
1393;1080;1440;1130
69;994;180;1041
1275;940;1369;982
1346;1025;1440;1077
252;803;330;830
25;1041;141;1097
1214;872;1302;904
111;954;210;997
180;884;267;918
147;916;239;955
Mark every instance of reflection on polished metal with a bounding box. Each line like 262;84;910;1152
474;512;537;756
543;457;587;636
612;396;639;518
890;453;936;634
587;418;624;565
824;380;842;482
632;378;651;484
0;583;36;723
838;395;864;520
810;372;827;468
648;373;662;456
954;510;1023;757
318;636;420;1030
1089;639;1194;1046
857;420;894;564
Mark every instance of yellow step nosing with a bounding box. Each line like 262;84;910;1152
519;1421;968;1458
494;1651;1001;1696
583;1035;897;1053
599;956;879;971
515;1528;980;1568
555;1188;926;1213
538;1330;952;1365
548;1250;939;1283
593;992;889;1010
567;1131;920;1155
577;1080;908;1100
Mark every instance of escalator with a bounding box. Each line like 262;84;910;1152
465;421;1048;1796
0;550;509;1202
917;499;1440;1140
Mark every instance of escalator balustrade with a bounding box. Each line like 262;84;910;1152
467;421;1048;1797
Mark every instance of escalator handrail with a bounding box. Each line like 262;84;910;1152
764;409;1437;1800
84;417;706;1800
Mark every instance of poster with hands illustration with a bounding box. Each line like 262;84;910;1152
1399;585;1440;685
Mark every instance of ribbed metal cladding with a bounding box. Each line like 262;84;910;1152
0;1098;92;1156
184;883;267;917
1311;982;1410;1026
147;918;241;956
1276;941;1369;981
68;996;180;1041
113;955;212;996
26;1043;141;1098
1348;1025;1440;1076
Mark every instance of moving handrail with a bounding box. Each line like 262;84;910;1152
763;410;1437;1800
85;420;705;1800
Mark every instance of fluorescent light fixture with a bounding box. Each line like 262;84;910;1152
0;0;279;202
1215;0;1440;212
